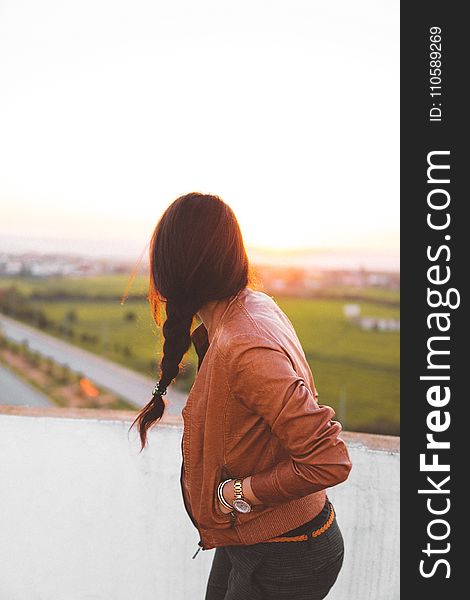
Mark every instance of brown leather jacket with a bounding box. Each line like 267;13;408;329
180;286;352;556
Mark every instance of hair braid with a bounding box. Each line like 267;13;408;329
130;299;197;451
160;300;196;388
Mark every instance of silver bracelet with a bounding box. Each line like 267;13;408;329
217;478;234;510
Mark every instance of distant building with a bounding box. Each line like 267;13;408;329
343;303;361;319
358;316;400;332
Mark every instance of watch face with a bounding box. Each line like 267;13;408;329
233;499;252;513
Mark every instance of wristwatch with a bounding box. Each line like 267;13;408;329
232;478;252;513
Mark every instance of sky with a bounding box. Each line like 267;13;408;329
0;0;399;268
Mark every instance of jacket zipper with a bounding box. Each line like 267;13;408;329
192;508;236;558
189;474;238;557
180;443;207;558
192;540;204;559
181;444;240;557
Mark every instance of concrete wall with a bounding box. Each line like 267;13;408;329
0;407;399;600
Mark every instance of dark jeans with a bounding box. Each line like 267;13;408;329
204;511;344;600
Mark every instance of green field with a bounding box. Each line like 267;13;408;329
277;298;399;434
1;275;399;434
0;274;149;297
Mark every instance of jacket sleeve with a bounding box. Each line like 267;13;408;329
222;333;352;507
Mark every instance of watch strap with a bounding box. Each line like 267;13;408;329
233;478;244;500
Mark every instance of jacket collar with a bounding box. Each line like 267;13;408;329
190;287;248;370
191;322;210;371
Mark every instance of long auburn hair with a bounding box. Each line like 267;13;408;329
129;192;252;451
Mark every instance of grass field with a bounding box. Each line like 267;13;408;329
0;274;400;304
277;298;399;434
0;274;149;297
1;275;399;434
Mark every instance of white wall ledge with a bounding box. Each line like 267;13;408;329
0;404;400;451
0;405;399;600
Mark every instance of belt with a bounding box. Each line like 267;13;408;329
263;501;335;543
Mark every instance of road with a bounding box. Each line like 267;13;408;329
0;363;55;407
0;314;187;415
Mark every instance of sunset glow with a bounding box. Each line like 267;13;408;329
0;0;399;263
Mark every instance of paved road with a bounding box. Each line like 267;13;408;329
0;363;54;407
0;314;187;415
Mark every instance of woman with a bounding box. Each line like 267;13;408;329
130;192;352;600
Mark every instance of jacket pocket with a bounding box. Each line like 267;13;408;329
220;463;233;479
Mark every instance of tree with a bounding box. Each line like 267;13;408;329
57;363;72;385
44;356;54;376
65;309;78;323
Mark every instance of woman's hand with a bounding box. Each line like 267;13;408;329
218;499;233;514
217;476;261;513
